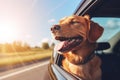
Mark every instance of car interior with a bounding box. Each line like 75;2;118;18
76;0;120;79
91;1;119;80
98;40;120;80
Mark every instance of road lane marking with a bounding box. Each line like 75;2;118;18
0;61;49;80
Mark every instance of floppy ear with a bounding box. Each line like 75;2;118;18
84;15;90;20
88;21;104;43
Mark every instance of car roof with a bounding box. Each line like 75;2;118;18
74;0;120;17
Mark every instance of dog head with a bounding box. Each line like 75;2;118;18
51;15;104;52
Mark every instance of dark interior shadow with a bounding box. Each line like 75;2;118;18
98;40;120;80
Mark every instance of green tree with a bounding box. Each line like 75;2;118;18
41;42;49;49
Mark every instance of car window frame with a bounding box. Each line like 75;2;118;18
74;0;99;16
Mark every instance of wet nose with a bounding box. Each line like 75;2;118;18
51;25;61;31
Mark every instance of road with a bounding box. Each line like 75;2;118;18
0;59;50;80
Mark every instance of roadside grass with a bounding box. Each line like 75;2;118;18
0;49;52;66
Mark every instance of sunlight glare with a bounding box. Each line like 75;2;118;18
0;23;18;43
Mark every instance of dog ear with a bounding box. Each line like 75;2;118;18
84;15;90;20
88;21;104;43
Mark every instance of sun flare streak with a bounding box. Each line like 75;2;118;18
0;23;18;43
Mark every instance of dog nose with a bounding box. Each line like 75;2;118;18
51;25;61;31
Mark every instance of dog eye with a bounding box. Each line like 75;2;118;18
70;21;80;25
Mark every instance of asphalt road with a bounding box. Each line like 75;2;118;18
0;60;50;80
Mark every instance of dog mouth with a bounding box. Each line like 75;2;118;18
55;36;83;52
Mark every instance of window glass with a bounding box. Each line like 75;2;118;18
92;18;120;42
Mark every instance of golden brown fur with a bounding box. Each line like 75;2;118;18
51;15;104;80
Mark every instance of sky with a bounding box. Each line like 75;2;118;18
0;0;119;47
0;0;81;47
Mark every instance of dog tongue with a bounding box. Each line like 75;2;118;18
56;39;82;52
56;41;65;51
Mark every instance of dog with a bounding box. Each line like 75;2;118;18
51;15;104;80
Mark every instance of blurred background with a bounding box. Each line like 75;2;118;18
0;0;80;72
